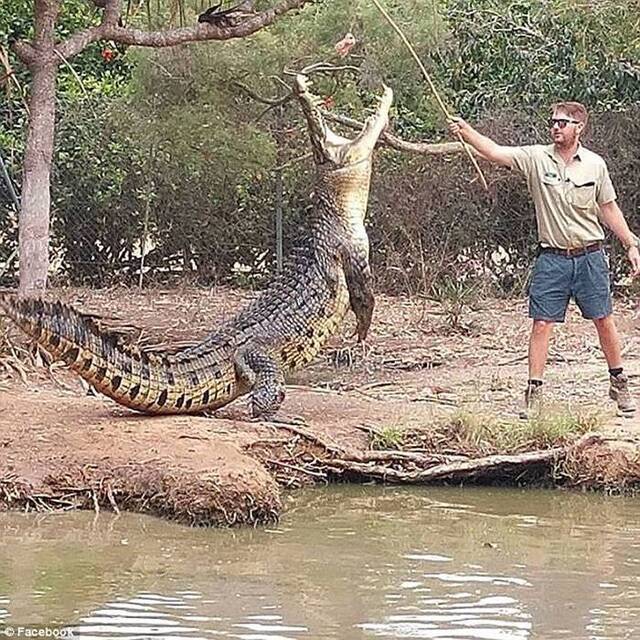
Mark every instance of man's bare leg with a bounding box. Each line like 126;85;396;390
528;319;555;379
592;315;623;368
520;319;555;418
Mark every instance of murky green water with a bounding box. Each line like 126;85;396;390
1;486;639;639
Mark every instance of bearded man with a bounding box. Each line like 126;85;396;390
449;102;640;418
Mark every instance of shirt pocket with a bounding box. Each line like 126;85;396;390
569;181;596;208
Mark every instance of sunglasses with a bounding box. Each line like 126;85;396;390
548;118;580;129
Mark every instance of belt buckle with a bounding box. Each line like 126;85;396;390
566;245;586;257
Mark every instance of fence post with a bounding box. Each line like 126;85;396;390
275;167;283;273
273;106;287;274
0;152;21;211
0;151;21;279
138;143;155;288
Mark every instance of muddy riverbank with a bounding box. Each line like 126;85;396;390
2;287;639;525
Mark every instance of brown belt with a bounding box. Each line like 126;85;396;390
538;242;603;258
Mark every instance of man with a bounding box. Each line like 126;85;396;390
449;102;640;417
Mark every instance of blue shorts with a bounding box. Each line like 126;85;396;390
528;249;613;322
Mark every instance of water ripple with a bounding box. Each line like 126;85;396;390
359;579;532;639
424;574;531;587
70;593;209;639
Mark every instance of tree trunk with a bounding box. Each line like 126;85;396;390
18;0;59;297
19;62;57;296
12;0;312;295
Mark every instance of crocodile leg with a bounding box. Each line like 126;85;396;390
234;347;286;419
339;244;374;342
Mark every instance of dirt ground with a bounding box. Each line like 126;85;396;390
1;286;640;525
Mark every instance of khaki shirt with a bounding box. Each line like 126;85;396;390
508;144;616;249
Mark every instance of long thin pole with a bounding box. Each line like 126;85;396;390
274;106;285;273
0;151;20;279
275;167;283;273
370;0;488;191
139;143;155;289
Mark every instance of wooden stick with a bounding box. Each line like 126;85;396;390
370;0;489;191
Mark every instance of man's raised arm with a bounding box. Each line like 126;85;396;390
448;117;515;167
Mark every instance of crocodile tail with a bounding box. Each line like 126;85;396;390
0;294;235;414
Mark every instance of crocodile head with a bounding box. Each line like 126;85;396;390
294;73;392;167
293;74;393;223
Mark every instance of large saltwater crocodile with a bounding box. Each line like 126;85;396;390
1;74;393;418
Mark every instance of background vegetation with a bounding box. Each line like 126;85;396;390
1;0;639;294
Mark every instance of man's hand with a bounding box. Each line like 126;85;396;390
446;116;514;167
448;116;468;138
628;246;640;277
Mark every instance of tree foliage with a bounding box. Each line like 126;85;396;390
1;0;639;289
439;0;640;116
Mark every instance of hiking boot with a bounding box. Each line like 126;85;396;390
609;373;636;417
519;382;543;420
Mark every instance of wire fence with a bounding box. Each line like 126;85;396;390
2;105;640;296
0;135;293;290
0;151;19;286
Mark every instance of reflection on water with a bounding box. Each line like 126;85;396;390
1;486;639;639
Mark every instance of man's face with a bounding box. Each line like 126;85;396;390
549;109;583;147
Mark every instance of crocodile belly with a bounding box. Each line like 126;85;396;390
277;279;350;371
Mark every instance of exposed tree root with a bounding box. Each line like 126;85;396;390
558;437;640;492
0;463;281;527
249;431;617;489
325;433;601;484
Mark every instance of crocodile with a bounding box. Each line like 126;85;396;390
0;74;393;418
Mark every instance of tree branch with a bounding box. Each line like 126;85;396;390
11;41;38;65
320;109;474;156
232;79;291;106
56;0;314;60
102;0;121;27
13;0;59;65
232;79;471;157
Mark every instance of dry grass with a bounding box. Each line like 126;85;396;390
448;409;604;454
371;408;604;457
0;316;32;387
369;423;406;450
